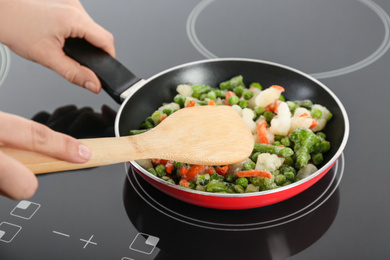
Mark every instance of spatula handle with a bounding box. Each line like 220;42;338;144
0;137;138;174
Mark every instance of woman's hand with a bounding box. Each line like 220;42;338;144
0;0;115;93
0;111;92;199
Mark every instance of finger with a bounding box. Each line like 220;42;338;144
0;112;91;163
34;46;102;93
0;151;38;200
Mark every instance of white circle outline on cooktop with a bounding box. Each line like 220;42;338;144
0;44;11;88
126;153;344;231
186;0;390;79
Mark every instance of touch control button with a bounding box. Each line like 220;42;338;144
130;233;159;255
10;200;40;220
0;222;22;243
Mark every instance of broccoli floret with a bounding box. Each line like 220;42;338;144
290;127;322;169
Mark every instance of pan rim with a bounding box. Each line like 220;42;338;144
115;58;350;198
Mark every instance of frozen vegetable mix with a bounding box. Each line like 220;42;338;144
130;75;333;193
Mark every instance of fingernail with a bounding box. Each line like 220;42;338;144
85;81;98;93
78;144;92;160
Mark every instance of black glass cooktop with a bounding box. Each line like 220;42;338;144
1;0;389;259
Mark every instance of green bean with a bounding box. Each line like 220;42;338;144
253;143;294;157
251;152;261;162
141;117;154;129
234;185;245;193
129;129;148;135
219;75;245;90
191;84;212;98
206;180;235;193
245;184;260;193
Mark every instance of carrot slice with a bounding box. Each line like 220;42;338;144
186;99;196;107
179;179;190;188
152;158;168;165
179;167;189;176
207;167;215;174
299;112;318;129
208;99;216;106
265;100;282;113
271;85;285;92
165;161;174;174
215;165;229;176
183;165;207;181
236;169;272;178
160;114;167;121
257;121;270;144
225;91;236;106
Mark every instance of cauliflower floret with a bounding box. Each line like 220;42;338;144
289;107;312;133
311;104;332;132
231;104;243;117
242;108;257;133
176;84;193;97
247;87;261;108
158;102;180;113
255;153;284;173
296;164;318;180
269;101;291;136
255;85;284;107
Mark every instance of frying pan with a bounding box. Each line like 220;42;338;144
64;38;349;210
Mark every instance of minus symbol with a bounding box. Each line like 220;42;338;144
53;231;70;237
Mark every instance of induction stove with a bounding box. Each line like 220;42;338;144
0;0;389;259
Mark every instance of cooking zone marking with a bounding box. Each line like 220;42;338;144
187;0;390;79
0;44;10;88
126;153;344;231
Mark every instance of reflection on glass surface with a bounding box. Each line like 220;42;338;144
123;163;341;259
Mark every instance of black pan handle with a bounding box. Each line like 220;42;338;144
63;38;141;103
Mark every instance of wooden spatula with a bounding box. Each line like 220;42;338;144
0;106;254;174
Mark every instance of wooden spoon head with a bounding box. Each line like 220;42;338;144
142;105;254;165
